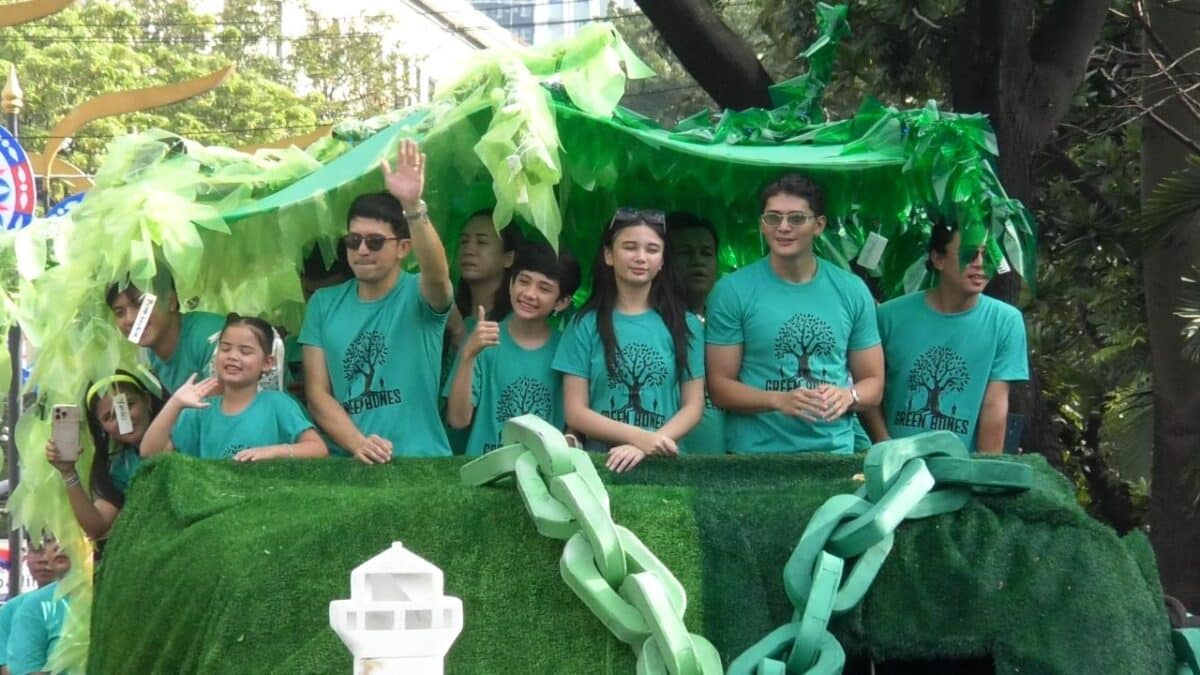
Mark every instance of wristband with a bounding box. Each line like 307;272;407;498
63;472;81;489
849;386;861;406
403;199;427;222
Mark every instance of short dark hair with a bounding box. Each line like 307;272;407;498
491;238;579;318
926;218;957;273
510;242;581;300
221;313;275;354
759;173;825;215
348;192;409;238
666;211;718;249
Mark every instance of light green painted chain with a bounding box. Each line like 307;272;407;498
461;415;723;675
728;430;1034;674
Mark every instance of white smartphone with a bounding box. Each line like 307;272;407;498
51;404;82;462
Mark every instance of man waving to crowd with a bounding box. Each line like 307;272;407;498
299;140;454;462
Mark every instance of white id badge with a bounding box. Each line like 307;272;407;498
857;232;888;271
127;292;157;344
113;393;134;435
996;254;1012;274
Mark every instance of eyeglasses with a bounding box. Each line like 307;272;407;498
761;211;818;228
610;207;666;230
342;233;401;251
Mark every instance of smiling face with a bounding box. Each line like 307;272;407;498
508;269;569;321
457;214;514;285
346;217;410;284
669;227;717;298
932;232;989;296
108;289;178;348
603;224;665;288
760;193;826;260
93;386;152;446
215;324;274;388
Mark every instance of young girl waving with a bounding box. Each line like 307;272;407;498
141;314;328;461
552;208;705;472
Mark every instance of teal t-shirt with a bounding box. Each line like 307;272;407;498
680;390;727;454
552;310;705;449
706;258;880;454
298;275;451;457
878;292;1028;451
7;581;67;675
147;311;225;394
443;319;564;457
0;591;31;666
171;390;314;460
441;313;479;456
108;445;141;495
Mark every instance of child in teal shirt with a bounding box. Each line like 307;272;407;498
4;534;70;675
445;242;580;456
141;315;328;461
552;208;705;473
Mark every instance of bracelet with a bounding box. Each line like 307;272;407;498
288;444;294;459
63;472;80;489
402;199;427;222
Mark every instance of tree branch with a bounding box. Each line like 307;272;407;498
1042;147;1120;225
633;0;774;110
1030;0;1111;71
1102;68;1200;155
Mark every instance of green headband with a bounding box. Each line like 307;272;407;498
85;370;162;409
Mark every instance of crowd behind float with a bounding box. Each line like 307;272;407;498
0;139;1027;674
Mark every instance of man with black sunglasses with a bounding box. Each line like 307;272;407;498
706;173;884;454
298;139;454;463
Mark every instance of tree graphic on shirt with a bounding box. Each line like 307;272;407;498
774;313;837;381
342;330;390;397
495;377;553;424
907;345;970;418
607;343;668;417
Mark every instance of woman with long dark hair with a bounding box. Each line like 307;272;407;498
46;369;165;539
552;208;705;472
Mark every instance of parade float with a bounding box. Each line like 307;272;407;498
0;4;1195;673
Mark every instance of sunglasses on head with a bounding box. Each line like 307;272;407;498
342;233;401;251
609;207;666;230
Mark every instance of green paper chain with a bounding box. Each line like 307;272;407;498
728;432;1033;674
461;415;723;674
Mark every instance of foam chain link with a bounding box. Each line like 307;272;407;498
731;431;1033;674
461;415;722;675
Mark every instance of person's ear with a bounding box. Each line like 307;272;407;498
814;215;827;236
397;238;414;260
603;247;614;267
503;250;515;269
554;296;572;313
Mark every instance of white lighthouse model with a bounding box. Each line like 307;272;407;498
329;542;464;675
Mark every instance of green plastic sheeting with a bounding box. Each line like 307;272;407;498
0;7;1039;671
89;453;1172;674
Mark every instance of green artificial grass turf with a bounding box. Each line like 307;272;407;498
89;452;1174;674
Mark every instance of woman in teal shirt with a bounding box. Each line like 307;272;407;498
141;314;328;461
552;208;705;473
46;369;164;540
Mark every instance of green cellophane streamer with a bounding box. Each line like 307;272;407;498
2;6;1037;672
2;129;341;673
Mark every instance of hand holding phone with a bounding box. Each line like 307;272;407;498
51;404;82;462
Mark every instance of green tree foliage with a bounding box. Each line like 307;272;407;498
0;0;413;202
